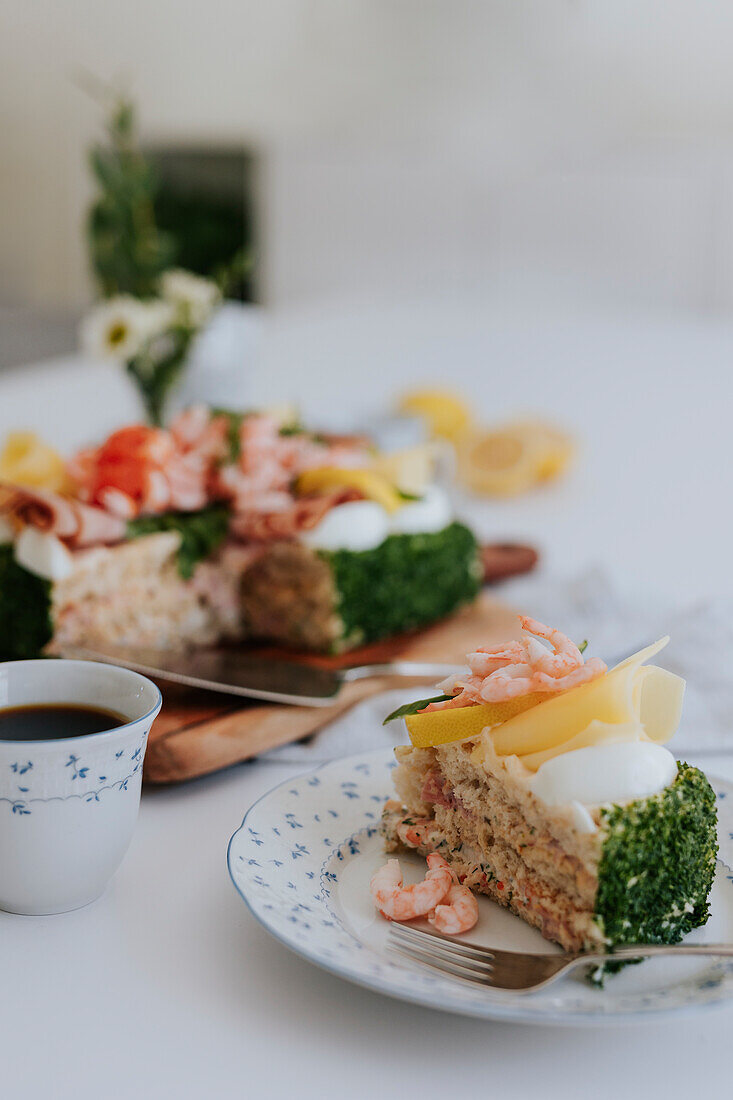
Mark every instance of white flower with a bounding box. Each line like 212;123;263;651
139;299;176;339
79;296;154;362
160;268;220;329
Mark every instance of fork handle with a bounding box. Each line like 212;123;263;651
573;943;733;963
342;661;463;684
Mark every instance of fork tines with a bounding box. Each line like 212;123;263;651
387;922;565;992
387;923;497;987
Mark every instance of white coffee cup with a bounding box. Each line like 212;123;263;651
0;659;162;915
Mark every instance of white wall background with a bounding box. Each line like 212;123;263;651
4;1;733;313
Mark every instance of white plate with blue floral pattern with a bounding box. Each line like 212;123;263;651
227;749;733;1025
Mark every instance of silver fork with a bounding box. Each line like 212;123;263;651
388;923;733;993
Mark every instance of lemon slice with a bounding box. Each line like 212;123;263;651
456;427;541;497
371;445;438;496
405;694;544;748
0;431;69;494
296;467;403;513
510;420;574;482
398;389;472;442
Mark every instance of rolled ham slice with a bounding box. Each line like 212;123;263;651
229;488;362;543
0;483;127;549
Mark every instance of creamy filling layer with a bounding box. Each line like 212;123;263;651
382;801;604;952
386;742;606;951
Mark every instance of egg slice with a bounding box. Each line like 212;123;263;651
0;516;15;545
14;527;74;582
530;741;678;809
302;500;390;553
389;486;453;535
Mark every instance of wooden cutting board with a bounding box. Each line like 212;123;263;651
144;593;520;785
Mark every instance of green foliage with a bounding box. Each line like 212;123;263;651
0;545;53;659
383;695;453;725
153;186;254;301
210;407;247;462
88;97;254;304
127;326;194;427
322;522;482;650
126;505;230;580
87;98;176;298
208;410;306;463
591;762;718;982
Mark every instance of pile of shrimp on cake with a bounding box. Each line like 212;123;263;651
370;853;479;935
424;615;606;710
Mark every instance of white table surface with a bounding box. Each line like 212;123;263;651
2;306;733;1098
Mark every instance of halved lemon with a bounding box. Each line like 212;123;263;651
296;466;403;513
405;694;544;748
510;420;574;482
398;389;472;442
456;427;540;497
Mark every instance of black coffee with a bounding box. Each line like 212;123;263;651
0;704;127;741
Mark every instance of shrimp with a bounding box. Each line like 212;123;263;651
428;672;486;710
518;616;584;678
97;486;137;519
468;619;607;703
425;852;458;882
428;883;479;935
422;695;475;712
409;616;608;711
466;643;527;677
68;420;218;519
370;855;453;922
479;663;535;702
140;469;171;514
396;819;433;848
529;657;608;693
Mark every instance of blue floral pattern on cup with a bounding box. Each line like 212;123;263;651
0;658;162;914
0;729;149;816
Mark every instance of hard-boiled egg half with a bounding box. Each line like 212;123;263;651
302;486;453;552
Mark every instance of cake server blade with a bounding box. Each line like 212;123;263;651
58;644;462;708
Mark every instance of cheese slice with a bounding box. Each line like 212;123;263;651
518;720;645;772
472;638;685;773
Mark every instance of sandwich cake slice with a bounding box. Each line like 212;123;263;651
380;619;717;975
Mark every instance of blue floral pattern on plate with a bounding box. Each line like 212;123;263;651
228;748;733;1025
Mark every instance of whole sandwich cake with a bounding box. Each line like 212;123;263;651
379;617;718;973
0;407;482;658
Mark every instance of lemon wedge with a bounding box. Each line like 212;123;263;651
296;467;403;513
371;444;438;496
0;431;69;494
398;389;472;442
405;694;544;748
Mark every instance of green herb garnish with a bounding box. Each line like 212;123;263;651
578;639;588;654
322;522;481;652
590;762;717;985
0;544;53;659
383;694;453;725
126;505;230;579
210;407;247;463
